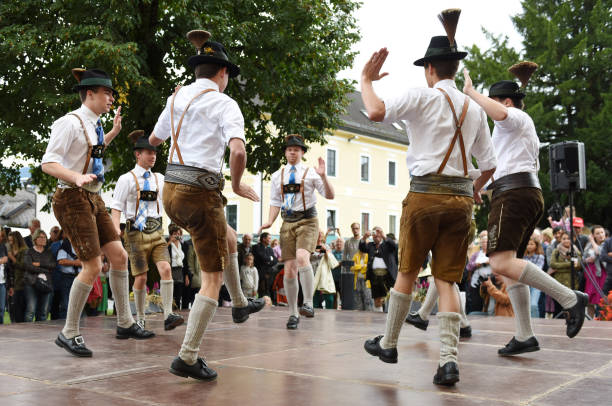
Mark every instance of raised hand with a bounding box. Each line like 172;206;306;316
362;48;389;82
112;106;122;134
315;157;326;177
463;68;474;94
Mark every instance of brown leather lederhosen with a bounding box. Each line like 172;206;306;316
280;166;310;212
128;170;160;219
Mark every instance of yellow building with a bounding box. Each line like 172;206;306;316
223;92;410;239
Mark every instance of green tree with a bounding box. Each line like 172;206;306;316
0;0;360;200
462;0;611;228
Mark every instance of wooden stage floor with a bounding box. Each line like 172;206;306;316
0;307;611;405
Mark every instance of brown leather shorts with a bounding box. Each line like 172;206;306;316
162;182;227;273
124;228;170;276
52;188;120;260
398;192;473;283
487;188;544;257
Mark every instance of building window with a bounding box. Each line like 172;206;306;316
361;212;370;233
360;155;370;182
327;209;336;231
327;149;337;177
226;204;238;231
388;161;396;186
389;215;397;236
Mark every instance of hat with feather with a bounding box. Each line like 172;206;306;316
413;9;467;66
72;68;119;97
488;61;538;99
129;130;156;152
186;30;240;78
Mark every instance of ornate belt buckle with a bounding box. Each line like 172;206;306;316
197;173;219;190
91;144;105;158
140;190;157;201
283;183;301;194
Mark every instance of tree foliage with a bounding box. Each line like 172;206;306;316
0;0;360;200
462;0;611;228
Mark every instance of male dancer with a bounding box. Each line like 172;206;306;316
361;9;497;385
149;30;261;381
42;68;154;357
463;62;588;355
259;135;335;329
111;130;184;331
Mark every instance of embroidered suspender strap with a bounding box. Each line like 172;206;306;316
169;88;216;165
435;89;470;176
301;168;309;211
129;171;161;219
68;113;93;175
280;167;285;202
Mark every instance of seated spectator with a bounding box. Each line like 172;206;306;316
584;225;607;317
482;275;514;317
7;231;28;323
23;230;56;322
523;236;545;318
240;253;259;299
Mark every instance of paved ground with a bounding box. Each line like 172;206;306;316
0;307;610;405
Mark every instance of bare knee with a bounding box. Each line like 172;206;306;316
157;261;172;280
296;250;310;268
133;273;147;289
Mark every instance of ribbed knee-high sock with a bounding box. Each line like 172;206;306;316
178;294;218;365
507;282;535;341
134;288;146;321
160;280;174;318
518;261;577;308
418;277;437;320
438;312;460;366
109;269;135;328
284;276;299;317
223;253;248;307
380;289;412;349
298;265;315;307
61;279;92;339
454;283;470;328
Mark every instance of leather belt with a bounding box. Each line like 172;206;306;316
126;217;162;234
165;163;225;191
281;206;317;223
410;174;473;197
490;172;540;198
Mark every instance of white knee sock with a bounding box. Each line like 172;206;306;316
223;253;248;308
109;269;136;328
438;312;460;366
454;283;470;328
418;277;438;320
178;294;218;365
507;282;535;341
134;288;146;321
298;265;315;307
160;279;173;318
380;289;412;349
62;279;92;339
518;261;577;309
284;276;299;317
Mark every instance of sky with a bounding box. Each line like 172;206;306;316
339;0;525;97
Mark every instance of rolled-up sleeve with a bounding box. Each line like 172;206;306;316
220;99;245;144
383;89;421;124
110;175;129;213
269;171;282;207
42;116;77;165
152;97;172;141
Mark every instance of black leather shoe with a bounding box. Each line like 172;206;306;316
433;362;460;386
299;303;315;318
232;298;266;323
286;315;299;330
164;313;185;331
116;323;156;339
565;291;588;338
364;335;398;364
498;336;540;356
169;356;217;381
460;325;472;338
55;332;93;357
405;312;429;331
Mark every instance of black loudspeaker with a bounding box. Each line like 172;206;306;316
549;141;586;192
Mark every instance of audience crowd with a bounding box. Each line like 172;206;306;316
2;204;611;324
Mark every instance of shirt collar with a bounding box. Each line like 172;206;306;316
78;104;101;124
285;161;304;171
433;79;457;90
195;78;220;91
133;164;151;177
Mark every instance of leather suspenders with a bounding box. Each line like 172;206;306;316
68;113;97;175
169;87;216;165
128;171;160;218
280;167;310;211
436;88;470;176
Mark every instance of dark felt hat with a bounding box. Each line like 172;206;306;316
72;68;119;97
129;130;157;152
186;30;240;78
285;134;307;152
488;80;525;99
413;36;467;66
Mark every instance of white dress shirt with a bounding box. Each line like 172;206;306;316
170;243;184;267
42;105;104;186
111;164;165;220
491;107;540;179
152;78;246;173
269;162;326;210
383;79;497;179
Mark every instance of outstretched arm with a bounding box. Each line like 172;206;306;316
463;69;508;121
360;48;389;122
258;206;281;234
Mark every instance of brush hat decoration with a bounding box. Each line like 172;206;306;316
488;61;539;99
186;29;240;78
413;9;467;66
129;130;157;152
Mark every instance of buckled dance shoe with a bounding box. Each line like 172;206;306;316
116;323;156;339
55;332;93;357
169;356;217;381
364;335;398;363
433;362;460;386
565;291;588;338
232;298;265;323
299;303;315;318
405;312;429;331
164;313;185;331
498;336;540;356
